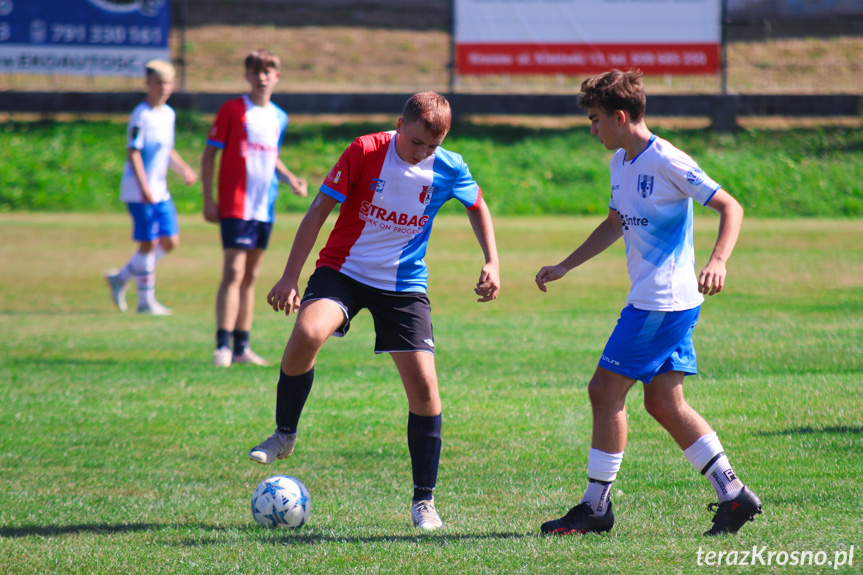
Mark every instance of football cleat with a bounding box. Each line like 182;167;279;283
411;498;444;530
541;501;614;535
704;486;762;536
105;270;128;312
249;429;298;464
213;347;233;368
232;348;269;366
137;300;173;316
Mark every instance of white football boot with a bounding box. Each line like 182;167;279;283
249;429;297;464
105;270;128;312
411;498;444;530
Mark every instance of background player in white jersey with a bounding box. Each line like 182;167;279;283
201;50;308;368
535;69;761;536
106;60;197;315
247;92;500;530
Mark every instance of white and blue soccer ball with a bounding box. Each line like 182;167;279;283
251;475;310;529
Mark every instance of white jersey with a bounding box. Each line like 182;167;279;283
609;135;720;311
120;101;175;204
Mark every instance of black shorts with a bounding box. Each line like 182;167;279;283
301;266;435;355
220;218;273;250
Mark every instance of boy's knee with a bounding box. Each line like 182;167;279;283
644;393;678;423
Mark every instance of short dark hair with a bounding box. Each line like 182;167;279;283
245;49;280;73
578;69;646;122
401;91;451;137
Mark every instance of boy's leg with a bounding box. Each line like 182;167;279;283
542;367;633;535
391;351;444;530
645;371;761;534
232;247;267;364
136;201;179;314
213;248;246;365
248;299;344;464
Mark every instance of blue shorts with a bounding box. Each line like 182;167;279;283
599;305;700;384
220;218;273;251
127;199;178;242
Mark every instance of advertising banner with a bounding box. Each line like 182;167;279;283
0;0;170;76
455;0;721;76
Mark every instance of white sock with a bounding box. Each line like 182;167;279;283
128;250;156;307
683;432;744;502
581;448;623;516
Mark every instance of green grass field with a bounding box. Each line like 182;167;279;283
1;213;860;574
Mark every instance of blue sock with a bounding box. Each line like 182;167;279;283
407;412;442;501
216;329;232;350
233;330;250;356
275;368;314;434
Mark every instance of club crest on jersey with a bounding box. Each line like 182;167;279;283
370;178;386;194
638;174;654;198
332;170;342;184
419;186;434;205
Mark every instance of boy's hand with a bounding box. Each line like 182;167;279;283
474;263;500;302
182;167;198;186
535;265;567;292
268;276;302;315
291;178;308;197
203;202;220;223
698;258;727;296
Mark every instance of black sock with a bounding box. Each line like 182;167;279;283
275;368;314;434
233;330;250;356
216;329;232;350
407;412;442;501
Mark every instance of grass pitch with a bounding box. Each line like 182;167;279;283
0;213;860;574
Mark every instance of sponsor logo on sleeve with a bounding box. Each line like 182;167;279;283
686;168;705;185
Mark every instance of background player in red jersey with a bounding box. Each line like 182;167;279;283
201;49;308;368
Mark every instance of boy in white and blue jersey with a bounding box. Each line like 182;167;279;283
535;69;761;537
106;60;197;315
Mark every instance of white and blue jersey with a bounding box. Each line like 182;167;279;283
609;135;721;311
317;131;482;293
120;101;175;204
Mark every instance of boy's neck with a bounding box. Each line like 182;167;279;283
146;96;164;109
622;121;653;161
247;91;270;107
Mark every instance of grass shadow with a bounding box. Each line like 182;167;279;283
0;523;165;538
756;425;863;436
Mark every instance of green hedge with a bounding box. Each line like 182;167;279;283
2;113;861;217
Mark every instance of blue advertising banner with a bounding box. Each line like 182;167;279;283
0;0;170;76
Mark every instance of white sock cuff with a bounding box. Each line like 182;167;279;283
155;244;167;261
683;431;724;474
129;250;156;274
587;448;624;483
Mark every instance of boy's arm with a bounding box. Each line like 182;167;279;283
535;209;623;292
268;191;339;315
128;148;154;204
699;188;744;296
200;145;220;223
169;149;198;186
276;158;308;197
466;197;500;302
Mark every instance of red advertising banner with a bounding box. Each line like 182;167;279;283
457;43;721;76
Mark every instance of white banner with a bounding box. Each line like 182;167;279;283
455;0;721;75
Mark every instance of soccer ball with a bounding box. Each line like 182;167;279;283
251;475;311;529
